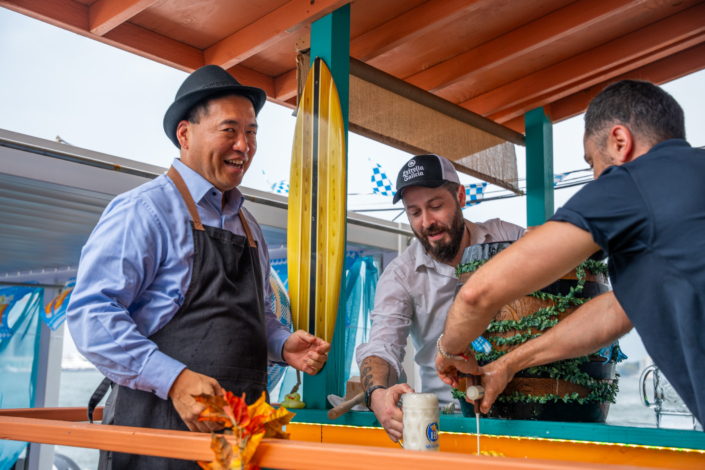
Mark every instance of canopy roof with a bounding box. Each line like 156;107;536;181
4;0;703;130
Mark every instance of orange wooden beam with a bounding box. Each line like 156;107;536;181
0;415;648;470
88;0;158;36
0;0;277;103
461;3;705;122
0;407;103;422
227;65;276;99
0;0;202;71
273;0;494;101
405;0;665;95
350;0;489;62
551;41;705;123
274;69;298;102
204;0;351;70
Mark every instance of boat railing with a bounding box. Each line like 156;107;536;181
0;407;631;470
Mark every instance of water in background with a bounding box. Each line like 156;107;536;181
56;364;666;469
57;370;105;470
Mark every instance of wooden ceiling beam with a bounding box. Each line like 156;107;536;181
89;0;159;36
488;31;705;124
0;0;202;71
274;69;298;102
405;0;658;95
350;0;489;62
461;3;705;123
551;42;705;124
204;0;351;70
0;0;276;99
272;0;494;101
226;65;276;100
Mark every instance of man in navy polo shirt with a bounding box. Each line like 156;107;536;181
434;80;705;427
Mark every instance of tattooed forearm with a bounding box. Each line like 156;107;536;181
360;356;399;391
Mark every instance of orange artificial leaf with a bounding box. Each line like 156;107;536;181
247;392;274;421
198;390;293;470
224;391;250;427
263;406;295;439
198;434;235;470
195;394;235;428
244;414;267;438
241;432;264;467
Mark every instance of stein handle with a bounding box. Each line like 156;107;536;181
640;365;658;408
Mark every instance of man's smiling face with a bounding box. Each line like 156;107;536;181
178;94;258;192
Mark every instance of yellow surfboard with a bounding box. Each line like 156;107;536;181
288;57;346;344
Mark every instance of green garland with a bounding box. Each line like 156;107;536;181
455;258;488;276
452;258;619;405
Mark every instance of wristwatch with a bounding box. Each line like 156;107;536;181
437;334;471;361
365;385;387;408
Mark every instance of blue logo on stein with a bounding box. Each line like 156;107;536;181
426;422;439;443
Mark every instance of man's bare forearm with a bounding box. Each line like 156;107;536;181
360;356;398;391
500;292;633;375
441;222;600;354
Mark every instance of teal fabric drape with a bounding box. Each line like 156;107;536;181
277;255;379;402
0;287;43;470
343;257;378;385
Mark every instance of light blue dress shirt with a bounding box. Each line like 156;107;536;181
67;158;291;400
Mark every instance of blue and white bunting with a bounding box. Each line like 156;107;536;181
262;171;289;196
465;183;487;207
370;160;396;197
554;172;570;186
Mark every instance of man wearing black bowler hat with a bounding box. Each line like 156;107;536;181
67;65;330;469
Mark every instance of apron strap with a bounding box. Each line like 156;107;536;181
167;166;204;231
238;211;257;248
88;376;113;423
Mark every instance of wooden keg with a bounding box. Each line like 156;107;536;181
454;242;617;422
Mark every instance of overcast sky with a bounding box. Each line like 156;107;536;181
2;7;704;360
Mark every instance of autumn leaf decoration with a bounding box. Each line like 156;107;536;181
196;391;296;470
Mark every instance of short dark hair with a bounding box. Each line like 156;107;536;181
585;80;685;148
442;181;460;197
184;90;256;125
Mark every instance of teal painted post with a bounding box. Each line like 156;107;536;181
303;4;350;410
524;107;554;225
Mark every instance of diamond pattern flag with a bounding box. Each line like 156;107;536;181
262;171;289;195
370;160;396;197
554;172;570;186
465;183;487;207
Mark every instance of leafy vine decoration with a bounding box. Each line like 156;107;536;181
452;260;620;405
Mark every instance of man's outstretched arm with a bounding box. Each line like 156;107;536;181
360;356;413;443
436;221;602;385
477;291;633;412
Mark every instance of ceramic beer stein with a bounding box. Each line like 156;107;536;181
401;393;440;451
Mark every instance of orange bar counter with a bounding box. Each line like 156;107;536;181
1;407;704;469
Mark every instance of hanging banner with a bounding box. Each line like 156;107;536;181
267;269;293;394
41;279;75;331
0;286;43;470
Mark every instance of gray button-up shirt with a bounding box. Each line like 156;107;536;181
356;218;525;406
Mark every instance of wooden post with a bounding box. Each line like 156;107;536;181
525;106;554;225
303;4;351;410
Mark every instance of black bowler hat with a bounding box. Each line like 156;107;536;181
393;154;461;204
163;65;267;148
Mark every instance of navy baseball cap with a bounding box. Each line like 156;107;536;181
393;154;461;204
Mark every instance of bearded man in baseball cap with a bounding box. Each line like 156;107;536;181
355;154;525;443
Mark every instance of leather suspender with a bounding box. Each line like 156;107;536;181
167;166;204;231
238;211;257;248
167;166;257;248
